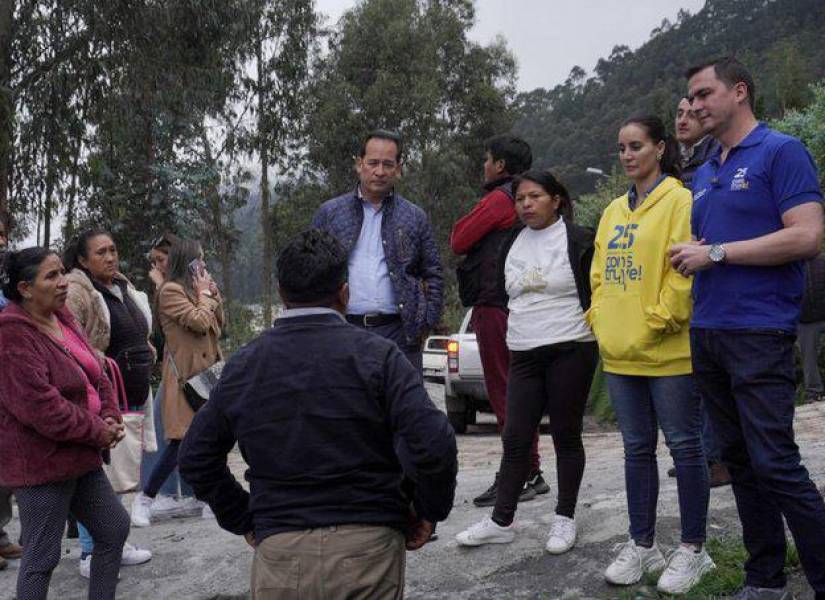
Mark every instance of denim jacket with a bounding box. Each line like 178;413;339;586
311;188;444;345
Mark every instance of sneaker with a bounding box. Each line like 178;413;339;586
656;545;716;594
455;517;515;547
201;503;215;520
121;542;152;566
545;514;576;554
130;492;153;527
473;474;500;507
733;586;794;600
177;497;206;517
519;481;537;503
709;462;732;488
0;542;23;559
604;539;666;585
150;494;187;518
527;470;550;495
79;554;124;580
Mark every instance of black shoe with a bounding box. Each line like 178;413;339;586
527;470;550;495
667;466;676;478
473;474;500;507
518;481;537;503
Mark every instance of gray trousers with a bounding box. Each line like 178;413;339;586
14;468;130;600
798;321;825;394
0;486;12;547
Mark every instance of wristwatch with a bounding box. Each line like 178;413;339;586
708;244;727;265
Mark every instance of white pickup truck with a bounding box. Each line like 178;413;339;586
444;308;491;433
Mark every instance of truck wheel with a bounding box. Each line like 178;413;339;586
448;411;468;434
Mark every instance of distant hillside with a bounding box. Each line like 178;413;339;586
513;0;825;195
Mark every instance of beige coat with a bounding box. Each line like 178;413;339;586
159;282;224;440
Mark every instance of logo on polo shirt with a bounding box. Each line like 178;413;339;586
694;188;708;201
731;167;749;191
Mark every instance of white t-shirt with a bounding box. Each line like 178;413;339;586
504;219;595;351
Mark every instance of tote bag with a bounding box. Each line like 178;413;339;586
102;358;145;493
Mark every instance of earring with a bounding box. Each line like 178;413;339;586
656;154;663;161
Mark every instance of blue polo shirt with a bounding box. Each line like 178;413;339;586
691;123;823;332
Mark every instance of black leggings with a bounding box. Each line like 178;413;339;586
144;439;181;498
493;341;598;526
14;468;129;600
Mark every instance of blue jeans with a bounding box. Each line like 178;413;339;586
606;373;709;545
691;328;825;593
140;383;192;497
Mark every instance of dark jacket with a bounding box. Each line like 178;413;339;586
680;136;721;190
800;254;825;323
311;189;444;345
0;303;120;488
455;180;519;308
499;219;596;311
178;312;458;543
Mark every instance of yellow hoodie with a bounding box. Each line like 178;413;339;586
586;176;692;376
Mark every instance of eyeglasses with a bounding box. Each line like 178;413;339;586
363;159;399;170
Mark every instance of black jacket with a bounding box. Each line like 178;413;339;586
456;179;518;308
178;313;457;543
680;136;721;190
498;219;596;312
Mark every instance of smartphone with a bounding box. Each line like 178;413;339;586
188;258;205;278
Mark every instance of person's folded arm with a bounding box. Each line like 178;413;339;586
178;380;252;537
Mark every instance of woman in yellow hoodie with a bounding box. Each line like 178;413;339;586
588;115;712;594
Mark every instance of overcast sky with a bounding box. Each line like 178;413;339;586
315;0;707;91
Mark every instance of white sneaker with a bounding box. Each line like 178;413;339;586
455;517;515;547
604;539;666;585
656;545;716;594
545;514;576;554
130;492;153;527
121;542;152;566
78;555;122;580
149;494;186;518
78;554;91;579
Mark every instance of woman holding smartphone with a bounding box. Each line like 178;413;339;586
130;239;224;527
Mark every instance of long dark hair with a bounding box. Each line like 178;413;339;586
63;228;113;273
513;170;574;222
1;247;59;302
621;114;681;179
165;239;203;299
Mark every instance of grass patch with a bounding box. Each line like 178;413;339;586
607;538;800;599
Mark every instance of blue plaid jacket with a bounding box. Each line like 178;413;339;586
311;188;444;346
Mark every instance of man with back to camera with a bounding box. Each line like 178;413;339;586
0;210;24;572
178;229;457;600
671;56;825;600
450;134;549;506
311;130;443;373
670;98;731;488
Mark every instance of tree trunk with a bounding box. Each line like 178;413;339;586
257;36;273;327
0;0;14;212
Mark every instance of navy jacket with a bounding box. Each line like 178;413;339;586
311;189;444;346
680;136;721;190
178;312;457;543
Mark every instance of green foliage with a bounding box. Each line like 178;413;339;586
575;165;629;230
772;80;825;189
513;0;825;197
221;301;261;356
587;362;614;424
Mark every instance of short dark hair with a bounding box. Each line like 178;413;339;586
1;247;59;302
685;56;756;111
359;130;403;162
485;134;533;176
63;228;113;272
277;229;348;306
621;114;682;179
513;170;574;222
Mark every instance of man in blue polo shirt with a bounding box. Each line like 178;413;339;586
671;56;825;600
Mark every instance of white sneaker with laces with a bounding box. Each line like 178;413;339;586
121;542;152;566
455;517;515;546
656;545;715;594
150;494;187;518
604;539;666;585
545;514;576;554
130;492;153;527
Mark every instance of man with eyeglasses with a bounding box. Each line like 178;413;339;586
311;130;443;372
